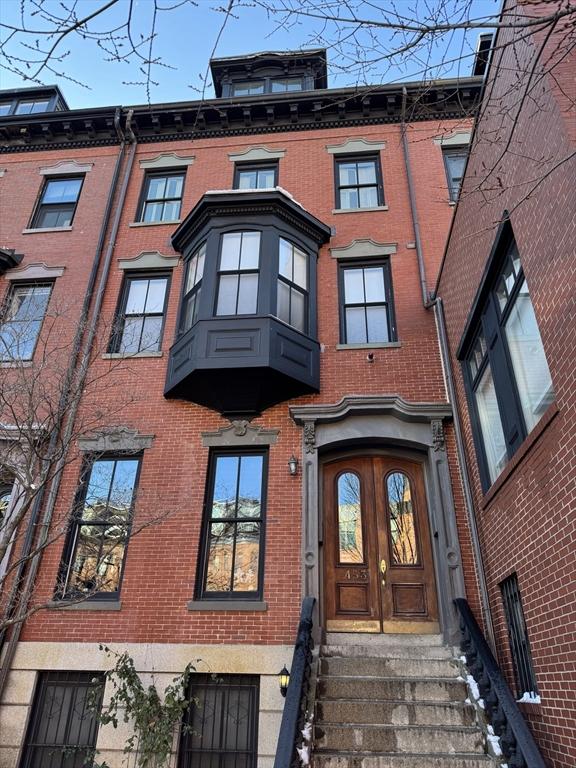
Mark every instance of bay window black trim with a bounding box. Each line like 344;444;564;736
334;153;384;210
459;219;554;490
338;259;397;344
196;449;268;601
109;272;171;354
56;454;142;601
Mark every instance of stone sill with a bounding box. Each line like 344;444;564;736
187;600;267;612
332;206;388;214
102;351;163;359
47;600;122;611
22;226;73;234
336;342;402;350
128;220;181;228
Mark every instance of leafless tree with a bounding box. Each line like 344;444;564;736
0;297;172;635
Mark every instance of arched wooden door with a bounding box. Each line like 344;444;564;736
323;455;439;633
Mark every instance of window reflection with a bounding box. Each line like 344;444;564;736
204;453;264;596
337;472;363;563
387;472;419;565
63;457;139;597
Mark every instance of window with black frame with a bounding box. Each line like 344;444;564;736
0;283;52;361
339;262;395;344
138;171;185;223
197;451;266;600
500;574;539;699
180;242;206;334
111;274;169;354
464;233;554;488
31;177;83;228
335;155;384;209
277;237;308;332
58;456;141;600
443;148;467;201
20;671;104;768
178;674;259;768
234;163;277;190
215;232;260;316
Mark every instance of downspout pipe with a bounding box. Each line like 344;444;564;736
400;89;495;648
434;297;496;651
401;86;431;308
0;110;137;695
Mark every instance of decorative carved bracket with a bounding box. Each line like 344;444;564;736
431;419;446;451
303;421;316;453
202;421;279;447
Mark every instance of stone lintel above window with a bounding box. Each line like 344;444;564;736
139;152;195;170
330;239;397;260
326;138;387;155
4;262;64;281
39;160;93;176
118;250;179;271
433;131;471;147
77;426;154;453
202;420;279;447
228;146;286;163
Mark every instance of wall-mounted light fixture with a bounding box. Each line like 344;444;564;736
288;455;299;476
279;665;290;697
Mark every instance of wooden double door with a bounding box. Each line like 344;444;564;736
323;455;439;633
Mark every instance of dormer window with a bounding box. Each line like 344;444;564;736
232;81;265;96
231;77;304;97
271;77;304;93
165;189;330;414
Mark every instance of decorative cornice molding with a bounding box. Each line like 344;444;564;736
330;238;397;260
78;426;154;453
118;250;179;271
291;395;452;426
202;420;279;447
326;137;386;154
433;130;471;147
5;262;64;281
139;152;195;169
228;146;286;163
40;160;93;175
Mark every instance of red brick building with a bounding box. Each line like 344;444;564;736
0;8;573;765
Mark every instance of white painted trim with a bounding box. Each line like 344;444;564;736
5;262;65;281
228;146;286;162
330;238;397;260
128;220;181;228
39;160;93;175
139;152;195;169
433;131;471;147
326;138;386;154
118;250;179;270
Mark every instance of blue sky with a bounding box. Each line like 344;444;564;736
0;0;500;109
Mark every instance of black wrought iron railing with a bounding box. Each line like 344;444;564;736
454;598;547;768
274;596;315;768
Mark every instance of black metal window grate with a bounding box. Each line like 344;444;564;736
178;674;259;768
500;574;538;698
20;671;104;768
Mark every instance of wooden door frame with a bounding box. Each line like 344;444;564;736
290;395;467;645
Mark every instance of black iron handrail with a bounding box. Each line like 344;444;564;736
274;596;315;768
454;598;547;768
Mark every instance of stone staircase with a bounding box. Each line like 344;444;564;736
313;632;493;767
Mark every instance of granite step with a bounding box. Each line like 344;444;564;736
315;724;484;754
318;676;468;703
320;656;460;679
316;699;476;727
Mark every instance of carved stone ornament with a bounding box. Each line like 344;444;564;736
303;421;316;453
201;421;279;447
78;426;154;453
431;419;445;451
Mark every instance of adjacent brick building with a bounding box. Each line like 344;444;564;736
0;3;574;764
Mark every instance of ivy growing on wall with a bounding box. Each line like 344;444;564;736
91;645;197;768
